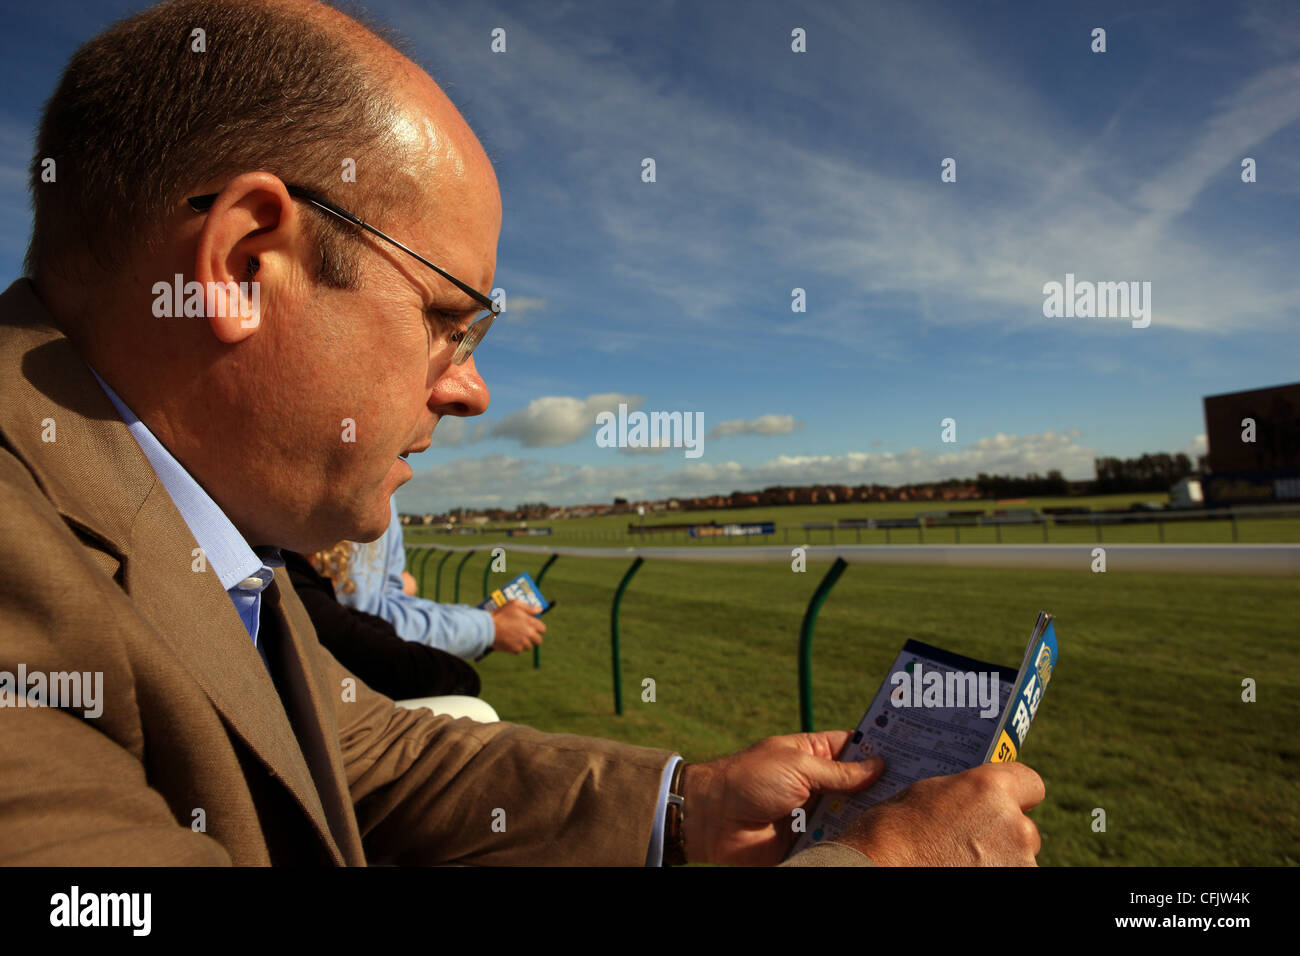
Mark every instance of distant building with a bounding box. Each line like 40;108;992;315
1202;383;1300;504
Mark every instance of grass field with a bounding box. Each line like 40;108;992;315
403;494;1300;548
409;545;1300;866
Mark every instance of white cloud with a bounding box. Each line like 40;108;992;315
487;392;642;447
708;414;799;439
502;295;547;321
1179;434;1209;459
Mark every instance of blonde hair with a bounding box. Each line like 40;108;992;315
310;543;357;596
310;534;389;597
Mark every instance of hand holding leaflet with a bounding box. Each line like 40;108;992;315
789;612;1058;857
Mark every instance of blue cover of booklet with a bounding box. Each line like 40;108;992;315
478;572;550;613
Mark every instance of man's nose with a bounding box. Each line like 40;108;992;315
431;353;490;417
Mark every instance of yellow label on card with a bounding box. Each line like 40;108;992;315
990;732;1019;763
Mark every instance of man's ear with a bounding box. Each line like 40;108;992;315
192;173;303;343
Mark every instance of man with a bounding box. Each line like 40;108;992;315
0;0;1044;865
337;497;545;658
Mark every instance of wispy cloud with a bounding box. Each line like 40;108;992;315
395;0;1300;351
501;294;547;321
708;414;799;439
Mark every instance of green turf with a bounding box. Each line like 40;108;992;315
420;548;1300;866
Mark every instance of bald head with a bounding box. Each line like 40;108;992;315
254;0;501;249
27;0;480;298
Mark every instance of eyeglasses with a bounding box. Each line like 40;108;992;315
186;184;497;365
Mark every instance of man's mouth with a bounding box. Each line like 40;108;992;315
399;439;433;460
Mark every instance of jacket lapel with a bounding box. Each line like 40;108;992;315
0;279;348;864
123;482;347;864
261;575;367;864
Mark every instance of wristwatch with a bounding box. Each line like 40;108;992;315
664;760;687;866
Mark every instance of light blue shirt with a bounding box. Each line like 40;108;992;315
93;370;678;865
337;498;495;660
92;370;279;648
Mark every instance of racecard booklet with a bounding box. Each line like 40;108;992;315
478;572;550;614
789;612;1058;857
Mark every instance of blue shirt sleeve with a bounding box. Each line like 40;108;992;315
335;500;495;660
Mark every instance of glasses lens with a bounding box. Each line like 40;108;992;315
452;310;495;365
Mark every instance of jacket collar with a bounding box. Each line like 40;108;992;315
0;278;359;864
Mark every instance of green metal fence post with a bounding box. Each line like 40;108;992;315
434;550;454;601
610;556;644;716
798;556;849;733
532;554;560;670
453;550;476;602
413;548;436;597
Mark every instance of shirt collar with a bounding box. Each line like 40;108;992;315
89;368;276;591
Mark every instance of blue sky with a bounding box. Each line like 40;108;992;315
2;0;1297;512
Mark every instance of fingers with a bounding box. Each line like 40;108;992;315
760;729;852;760
794;729;853;760
1022;814;1042;858
984;761;1046;811
798;752;884;795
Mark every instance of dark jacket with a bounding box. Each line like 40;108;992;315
283;549;480;700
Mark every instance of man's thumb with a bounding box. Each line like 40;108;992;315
804;754;884;794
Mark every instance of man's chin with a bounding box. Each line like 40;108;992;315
349;520;389;545
287;502;390;553
393;455;413;484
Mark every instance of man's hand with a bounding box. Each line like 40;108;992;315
836;761;1045;866
678;731;885;866
490;600;545;654
400;571;419;596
